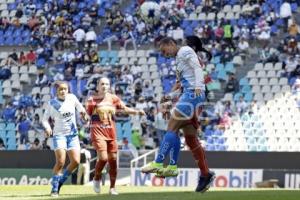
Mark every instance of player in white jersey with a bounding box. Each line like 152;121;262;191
142;37;215;191
42;81;88;197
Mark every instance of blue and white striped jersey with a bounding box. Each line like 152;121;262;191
42;94;85;136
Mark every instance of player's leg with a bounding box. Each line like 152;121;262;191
51;136;67;196
107;140;118;195
161;91;207;177
58;135;81;192
142;110;187;174
182;124;215;192
93;140;108;194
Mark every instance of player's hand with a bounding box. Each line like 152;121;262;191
81;112;90;122
195;88;202;97
45;129;52;138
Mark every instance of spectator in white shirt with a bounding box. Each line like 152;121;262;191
280;1;292;31
236;96;248;116
73;28;86;50
85;28;97;48
238;37;249;55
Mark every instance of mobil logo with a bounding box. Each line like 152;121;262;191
132;169;196;187
212;169;263;188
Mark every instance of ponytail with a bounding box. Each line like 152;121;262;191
185;35;212;61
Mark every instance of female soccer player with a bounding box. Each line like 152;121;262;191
86;77;145;195
142;36;215;192
42;81;89;197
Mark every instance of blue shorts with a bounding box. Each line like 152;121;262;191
175;90;205;118
52;134;80;151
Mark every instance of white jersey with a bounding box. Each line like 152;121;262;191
175;46;205;91
42;94;85;136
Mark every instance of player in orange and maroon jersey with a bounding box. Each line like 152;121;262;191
86;77;145;195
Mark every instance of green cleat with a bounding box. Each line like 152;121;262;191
141;162;163;173
159;165;179;177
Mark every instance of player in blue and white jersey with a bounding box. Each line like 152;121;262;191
42;81;88;197
142;37;215;190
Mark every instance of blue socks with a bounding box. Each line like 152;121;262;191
51;175;60;192
59;169;71;184
155;131;181;165
169;134;181;165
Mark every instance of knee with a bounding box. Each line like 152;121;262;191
98;157;108;163
56;160;65;169
72;158;80;166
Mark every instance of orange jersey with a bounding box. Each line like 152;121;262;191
86;93;125;141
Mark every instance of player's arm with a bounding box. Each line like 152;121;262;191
85;96;96;117
73;94;89;122
42;103;52;137
115;96;145;116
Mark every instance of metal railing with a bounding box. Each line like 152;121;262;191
130;148;158;168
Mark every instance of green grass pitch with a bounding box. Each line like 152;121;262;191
0;186;299;200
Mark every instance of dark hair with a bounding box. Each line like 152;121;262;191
185;35;212;61
159;37;177;46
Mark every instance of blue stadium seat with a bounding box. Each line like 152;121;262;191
217;69;228;81
241;85;251;93
5;123;15;131
0;130;6;140
116;123;122;141
244;92;253;102
225;63;235;74
122;122;132;143
239;78;248;86
234;93;243;101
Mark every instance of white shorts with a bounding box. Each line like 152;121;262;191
52;134;80;151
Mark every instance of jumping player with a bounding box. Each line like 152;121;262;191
42;81;89;197
142;36;215;192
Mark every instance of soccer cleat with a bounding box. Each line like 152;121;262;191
109;188;119;195
93;179;101;194
195;171;216;193
141;162;163;173
159;165;179;177
50;191;59;197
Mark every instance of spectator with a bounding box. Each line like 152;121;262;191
288;19;300;39
85;28;97;49
26;49;37;64
19;51;27;65
82;14;92;31
280;1;292;31
225;75;239;93
7;49;19;66
223;21;235;50
142;81;154;100
35;71;48;86
18;115;31;145
236;96;248;115
73;27;86;50
238;37;249;56
32;114;43;134
77;142;91;185
30;138;43;150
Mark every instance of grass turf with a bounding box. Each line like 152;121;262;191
0;186;299;200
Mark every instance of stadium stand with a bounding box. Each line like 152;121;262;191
0;0;299;153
